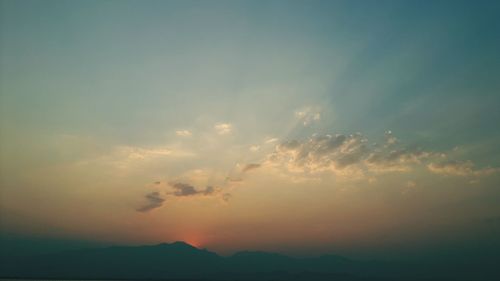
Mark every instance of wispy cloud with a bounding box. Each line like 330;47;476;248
242;163;261;173
176;130;192;137
265;138;279;144
384;130;398;145
214;123;232;135
266;133;371;174
428;161;499;177
170;182;199;196
137;192;165;212
264;132;497;180
169;182;219;197
113;145;196;162
295;107;321;126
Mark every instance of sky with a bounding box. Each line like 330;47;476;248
1;0;500;259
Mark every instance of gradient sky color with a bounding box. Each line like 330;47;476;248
1;0;500;259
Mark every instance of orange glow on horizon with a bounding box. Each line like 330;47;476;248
181;234;205;249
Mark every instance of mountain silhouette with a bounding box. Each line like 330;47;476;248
0;241;498;281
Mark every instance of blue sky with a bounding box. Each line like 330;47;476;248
2;1;499;145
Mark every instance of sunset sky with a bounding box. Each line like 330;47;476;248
1;0;500;259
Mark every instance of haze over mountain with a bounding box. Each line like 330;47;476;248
1;241;498;281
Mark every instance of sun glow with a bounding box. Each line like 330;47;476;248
181;234;205;249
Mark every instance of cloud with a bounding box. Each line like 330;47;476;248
242;163;261;173
117;146;172;159
427;161;499;177
137;192;165;212
176;130;192;137
265;138;279;144
226;163;263;182
267;133;369;174
169;182;221;197
384;130;398;145
170;182;199;196
365;147;432;172
112;145;196;164
265;133;437;176
263;132;500;182
214;123;232;135
203;186;216;195
295;107;321;126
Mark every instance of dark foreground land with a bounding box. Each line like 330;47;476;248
1;242;498;281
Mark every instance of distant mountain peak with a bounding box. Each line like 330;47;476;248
172;240;194;246
156;241;198;249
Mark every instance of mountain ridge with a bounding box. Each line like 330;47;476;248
0;241;497;281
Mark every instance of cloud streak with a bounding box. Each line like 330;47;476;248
214;123;232;135
264;132;497;179
242;163;261;173
427;161;499;177
295;107;321;126
137;192;165;212
176;130;192;137
169;182;219;197
266;133;372;174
